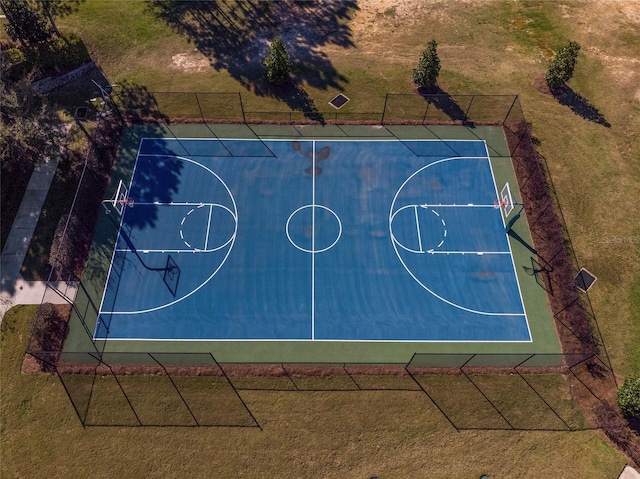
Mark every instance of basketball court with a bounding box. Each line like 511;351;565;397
98;136;529;341
64;124;560;363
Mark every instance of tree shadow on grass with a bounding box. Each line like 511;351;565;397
551;86;611;128
416;86;471;125
253;78;325;123
146;0;354;117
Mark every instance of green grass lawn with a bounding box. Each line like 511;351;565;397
1;305;627;478
4;0;639;475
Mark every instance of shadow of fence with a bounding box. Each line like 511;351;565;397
24;350;619;432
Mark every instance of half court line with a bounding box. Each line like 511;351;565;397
311;140;316;341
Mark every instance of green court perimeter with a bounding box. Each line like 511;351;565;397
64;123;560;365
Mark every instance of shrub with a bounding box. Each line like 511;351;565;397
412;39;441;89
617;376;640;419
264;36;292;86
28;303;70;373
33;34;90;72
4;47;25;64
29;303;68;352
545;40;581;88
1;47;29;80
2;0;52;46
2;34;90;80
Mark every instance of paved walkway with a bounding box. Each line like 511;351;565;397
620;466;640;479
0;159;78;323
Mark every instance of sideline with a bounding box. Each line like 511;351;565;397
0;159;77;323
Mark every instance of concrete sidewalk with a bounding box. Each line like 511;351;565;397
0;159;77;322
620;466;640;479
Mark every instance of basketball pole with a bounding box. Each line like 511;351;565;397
504;202;524;232
92;80;123;121
102;205;165;273
504;202;555;272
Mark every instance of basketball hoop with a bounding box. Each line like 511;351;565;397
493;199;508;209
120;197;135;208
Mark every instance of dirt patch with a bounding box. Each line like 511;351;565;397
532;74;551;95
348;0;444;47
170;52;210;72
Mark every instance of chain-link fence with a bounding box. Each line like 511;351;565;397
23;349;617;431
24;91;614;429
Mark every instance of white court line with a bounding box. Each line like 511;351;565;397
485;140;532;339
204;204;213;250
138;138;486;144
134;201;221;206
114;248;226;253
94;138;146;338
414;205;423;253
115;202;236;254
102;337;531;343
389;156;525;317
98;155;238;318
418;204;497;208
424;250;512;255
311;140;316;341
101;139;532;341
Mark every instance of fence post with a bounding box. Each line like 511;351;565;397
381;94;389;124
464;94;475;123
503;95;519;124
238;92;246;123
422;97;430;125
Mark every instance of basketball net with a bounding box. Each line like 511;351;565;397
120;197;135;208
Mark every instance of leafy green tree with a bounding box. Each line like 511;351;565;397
545;40;581;88
0;77;66;177
412;39;441;89
34;0;86;39
617;375;640;419
0;0;51;46
264;36;292;86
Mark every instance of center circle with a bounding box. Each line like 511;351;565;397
286;204;342;253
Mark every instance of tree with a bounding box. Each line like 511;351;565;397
545;40;581;88
617;375;640;419
0;77;66;177
264;36;292;86
34;0;86;39
412;40;441;90
0;0;51;46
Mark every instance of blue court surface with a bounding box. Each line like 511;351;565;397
95;138;531;342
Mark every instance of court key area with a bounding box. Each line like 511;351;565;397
96;137;532;343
